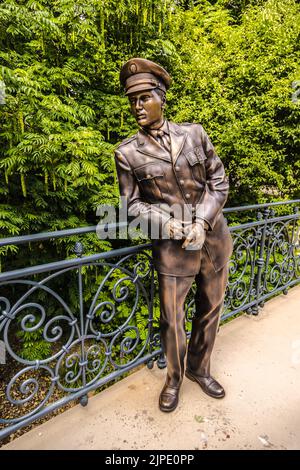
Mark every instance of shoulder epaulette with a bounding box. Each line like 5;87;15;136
117;134;137;148
180;122;199;126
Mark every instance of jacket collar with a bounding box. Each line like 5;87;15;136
137;121;187;164
149;119;170;134
168;122;187;164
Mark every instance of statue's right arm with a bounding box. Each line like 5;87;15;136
114;150;172;236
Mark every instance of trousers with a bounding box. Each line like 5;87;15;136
157;247;229;388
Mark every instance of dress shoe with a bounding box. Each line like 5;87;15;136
159;383;180;412
185;369;225;399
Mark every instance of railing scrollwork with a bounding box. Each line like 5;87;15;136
0;200;299;441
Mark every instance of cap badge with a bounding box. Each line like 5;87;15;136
129;63;137;74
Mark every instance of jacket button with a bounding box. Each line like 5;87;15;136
175;166;180;171
185;193;191;199
179;179;184;185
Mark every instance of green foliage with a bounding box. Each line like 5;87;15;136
16;328;52;361
166;0;300;204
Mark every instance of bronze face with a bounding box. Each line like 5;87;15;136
128;89;164;129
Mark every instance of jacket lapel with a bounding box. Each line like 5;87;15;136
137;129;171;162
168;122;187;164
136;122;187;164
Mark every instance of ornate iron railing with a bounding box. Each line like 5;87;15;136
0;200;299;441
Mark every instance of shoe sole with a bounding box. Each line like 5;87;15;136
185;370;225;399
159;403;178;412
159;398;178;412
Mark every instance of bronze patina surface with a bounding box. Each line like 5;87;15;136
115;58;233;412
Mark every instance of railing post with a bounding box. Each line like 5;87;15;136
157;353;167;369
74;241;89;408
147;261;155;370
288;205;300;295
252;208;270;315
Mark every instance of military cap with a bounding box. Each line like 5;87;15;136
120;58;171;95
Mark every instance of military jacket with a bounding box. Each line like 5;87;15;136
115;121;233;276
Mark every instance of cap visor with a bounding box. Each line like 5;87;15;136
125;83;157;95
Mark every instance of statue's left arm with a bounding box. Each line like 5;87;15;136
195;126;229;231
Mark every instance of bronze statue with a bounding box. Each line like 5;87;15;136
115;58;233;412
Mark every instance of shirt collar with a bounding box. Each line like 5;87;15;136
142;120;169;136
159;120;169;134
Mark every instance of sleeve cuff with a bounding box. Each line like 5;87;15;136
196;218;211;231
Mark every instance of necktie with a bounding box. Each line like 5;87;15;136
151;129;171;153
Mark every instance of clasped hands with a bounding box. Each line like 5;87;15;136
164;218;207;250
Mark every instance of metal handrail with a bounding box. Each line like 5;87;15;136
1;200;299;248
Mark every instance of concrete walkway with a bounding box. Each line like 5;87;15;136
3;285;300;450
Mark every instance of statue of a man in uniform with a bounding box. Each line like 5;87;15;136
114;58;233;412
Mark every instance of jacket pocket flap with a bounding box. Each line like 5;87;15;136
185;146;207;166
134;164;164;181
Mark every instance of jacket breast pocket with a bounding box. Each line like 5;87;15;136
185;146;207;183
134;163;165;201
